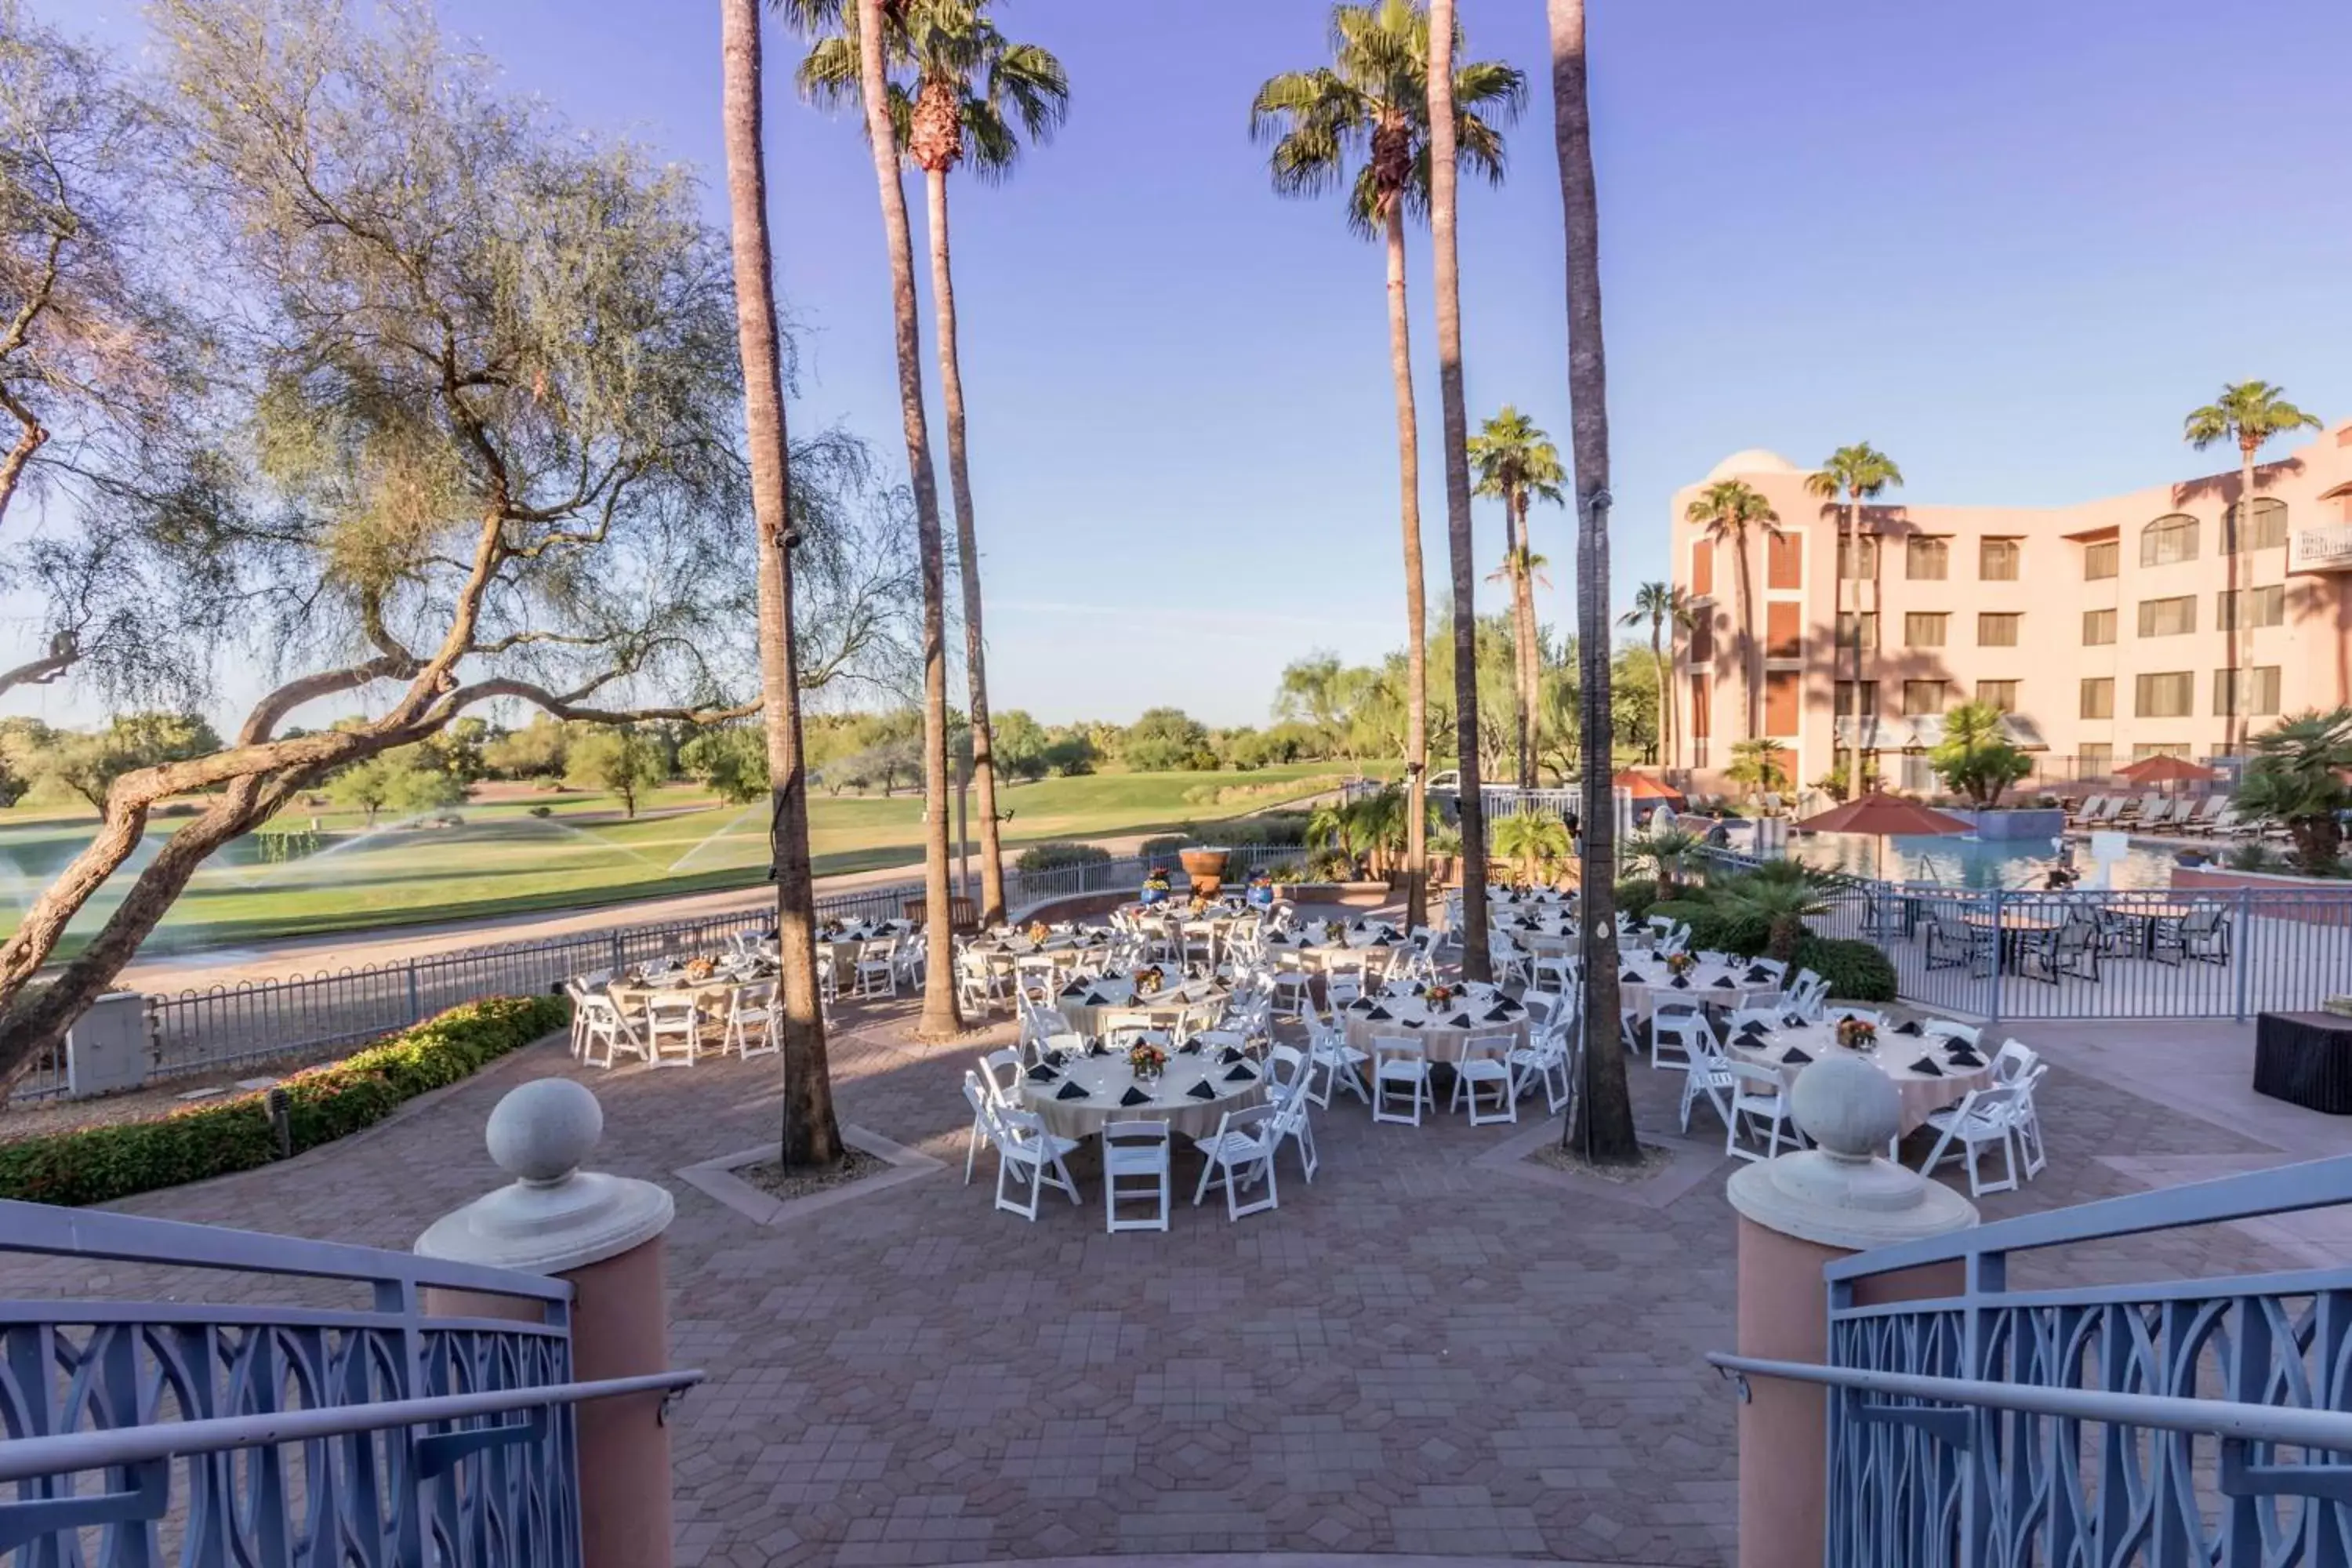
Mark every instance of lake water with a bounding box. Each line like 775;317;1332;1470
1783;831;2188;891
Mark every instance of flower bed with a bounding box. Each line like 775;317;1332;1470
0;996;569;1207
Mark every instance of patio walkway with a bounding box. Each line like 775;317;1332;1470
5;1000;2341;1566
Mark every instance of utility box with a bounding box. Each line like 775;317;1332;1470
66;992;152;1100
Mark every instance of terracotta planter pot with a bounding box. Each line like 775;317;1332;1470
1178;846;1232;898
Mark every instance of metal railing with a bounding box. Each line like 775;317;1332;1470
1712;1155;2352;1567
0;1197;702;1565
71;844;1307;1102
1686;845;2352;1021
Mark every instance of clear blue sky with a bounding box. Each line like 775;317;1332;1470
39;0;2352;731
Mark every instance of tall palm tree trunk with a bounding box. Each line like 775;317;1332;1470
857;0;960;1037
1833;500;1849;797
1842;496;1865;797
2230;441;2254;757
1426;0;1489;981
1384;203;1430;931
1648;618;1665;768
720;0;840;1169
1501;495;1530;786
924;168;1007;926
1512;494;1541;788
1864;503;1882;785
1547;0;1636;1163
1734;524;1759;739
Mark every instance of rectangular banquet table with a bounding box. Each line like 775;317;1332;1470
2252;1011;2352;1115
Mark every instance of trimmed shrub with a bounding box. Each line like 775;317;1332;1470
1137;834;1188;862
1014;841;1112;874
0;996;568;1208
1613;877;1662;921
1795;935;1897;1002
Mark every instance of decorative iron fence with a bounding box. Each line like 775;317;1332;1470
0;1197;700;1565
1688;846;2352;1022
1712;1154;2352;1568
73;844;1305;1102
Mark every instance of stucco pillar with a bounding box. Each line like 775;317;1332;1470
1725;1055;1977;1568
416;1079;678;1568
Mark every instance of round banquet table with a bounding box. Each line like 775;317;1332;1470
1340;992;1530;1065
1054;974;1228;1038
815;921;912;986
1726;1024;1994;1136
1617;958;1782;1022
608;968;769;1018
1020;1047;1269;1140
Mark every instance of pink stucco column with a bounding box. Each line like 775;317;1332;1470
417;1078;680;1568
1725;1055;1976;1568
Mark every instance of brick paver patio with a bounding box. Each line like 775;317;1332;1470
4;996;2339;1566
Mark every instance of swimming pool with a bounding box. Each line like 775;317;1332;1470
1782;832;2189;891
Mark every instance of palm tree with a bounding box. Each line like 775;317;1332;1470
1620;581;1691;774
1715;864;1828;964
2185;383;2324;755
1725;736;1791;804
1544;0;1637;1163
827;0;961;1036
1806;444;1903;800
796;0;1068;929
1490;810;1570;887
1425;0;1519;982
1251;0;1522;935
2236;707;2352;876
720;0;842;1168
1683;478;1780;743
1469;405;1566;790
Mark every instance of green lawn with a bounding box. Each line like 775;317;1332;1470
0;762;1376;956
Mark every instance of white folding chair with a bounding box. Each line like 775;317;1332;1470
1919;1085;2024;1197
643;993;702;1069
993;1106;1083;1220
1190;1103;1280;1221
1370;1036;1432;1127
1269;1074;1319;1182
1450;1033;1519;1126
574;993;646;1069
1102;1120;1172;1232
1509;1018;1574;1116
2009;1064;2049;1178
1724;1060;1794;1162
1304;1003;1370;1108
723;981;778;1059
1650;1003;1713;1072
854;938;899;998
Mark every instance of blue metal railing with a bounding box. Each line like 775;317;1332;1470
1711;1156;2352;1568
1685;844;2351;1022
0;1198;702;1565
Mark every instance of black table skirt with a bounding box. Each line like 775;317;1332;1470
2253;1012;2352;1115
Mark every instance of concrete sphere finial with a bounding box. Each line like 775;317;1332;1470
485;1077;604;1185
1788;1054;1902;1160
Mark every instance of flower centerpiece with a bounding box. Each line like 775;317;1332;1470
683;956;717;982
1664;951;1696;979
819;919;844;939
1139;869;1172;906
1425;982;1457;1010
1025;921;1051;945
1835;1016;1878;1053
1132;965;1165;996
1127;1040;1170;1081
1189;891;1212;913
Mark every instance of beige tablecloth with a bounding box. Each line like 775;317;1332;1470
1618;960;1781;1021
1020;1048;1269;1140
1728;1025;1992;1136
1340;993;1529;1065
608;971;766;1019
1054;975;1228;1038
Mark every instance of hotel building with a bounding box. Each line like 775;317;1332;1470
1666;421;2352;795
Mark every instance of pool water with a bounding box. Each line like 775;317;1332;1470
1783;832;2188;891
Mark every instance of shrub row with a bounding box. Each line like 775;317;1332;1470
1637;895;1896;1003
0;996;570;1209
1014;841;1113;873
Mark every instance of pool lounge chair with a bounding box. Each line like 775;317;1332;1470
2173;797;2226;834
2065;794;2108;827
2136;798;2179;832
2114;793;2161;826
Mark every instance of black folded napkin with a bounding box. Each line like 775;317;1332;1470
1120;1086;1151;1107
1187;1081;1218;1100
1298;938;1316;949
1047;1049;1070;1068
1177;1040;1202;1055
1908;1057;1944;1077
1366;1005;1393;1021
1410;982;1428;996
1737;1025;1768;1043
1894;1020;1923;1036
1947;1047;1984;1068
1621;970;1643;984
1713;978;1736;989
1219;1047;1244;1065
1348;996;1376;1011
1744;967;1773;982
1483;1007;1512;1023
1026;1064;1058;1082
1375;933;1396;946
1450;1012;1473;1028
1783;1014;1806;1029
1056;1080;1090;1101
1669;976;1691;990
1060;982;1087;998
1084;992;1108;1005
1088;1041;1109;1057
1224;1064;1257;1083
1782;1047;1813;1065
1351;920;1366;931
1496;998;1523;1014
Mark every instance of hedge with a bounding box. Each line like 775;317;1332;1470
1014;841;1112;873
1639;897;1897;1003
0;996;569;1208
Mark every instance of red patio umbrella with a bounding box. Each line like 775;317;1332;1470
1611;770;1685;803
2114;753;2218;788
1791;791;1973;881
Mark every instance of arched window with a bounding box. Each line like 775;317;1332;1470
2140;513;2199;568
2223;497;2287;554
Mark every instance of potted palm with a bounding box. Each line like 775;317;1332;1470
1490;811;1571;888
1926;700;2051;840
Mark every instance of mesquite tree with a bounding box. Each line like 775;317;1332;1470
0;0;843;1099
